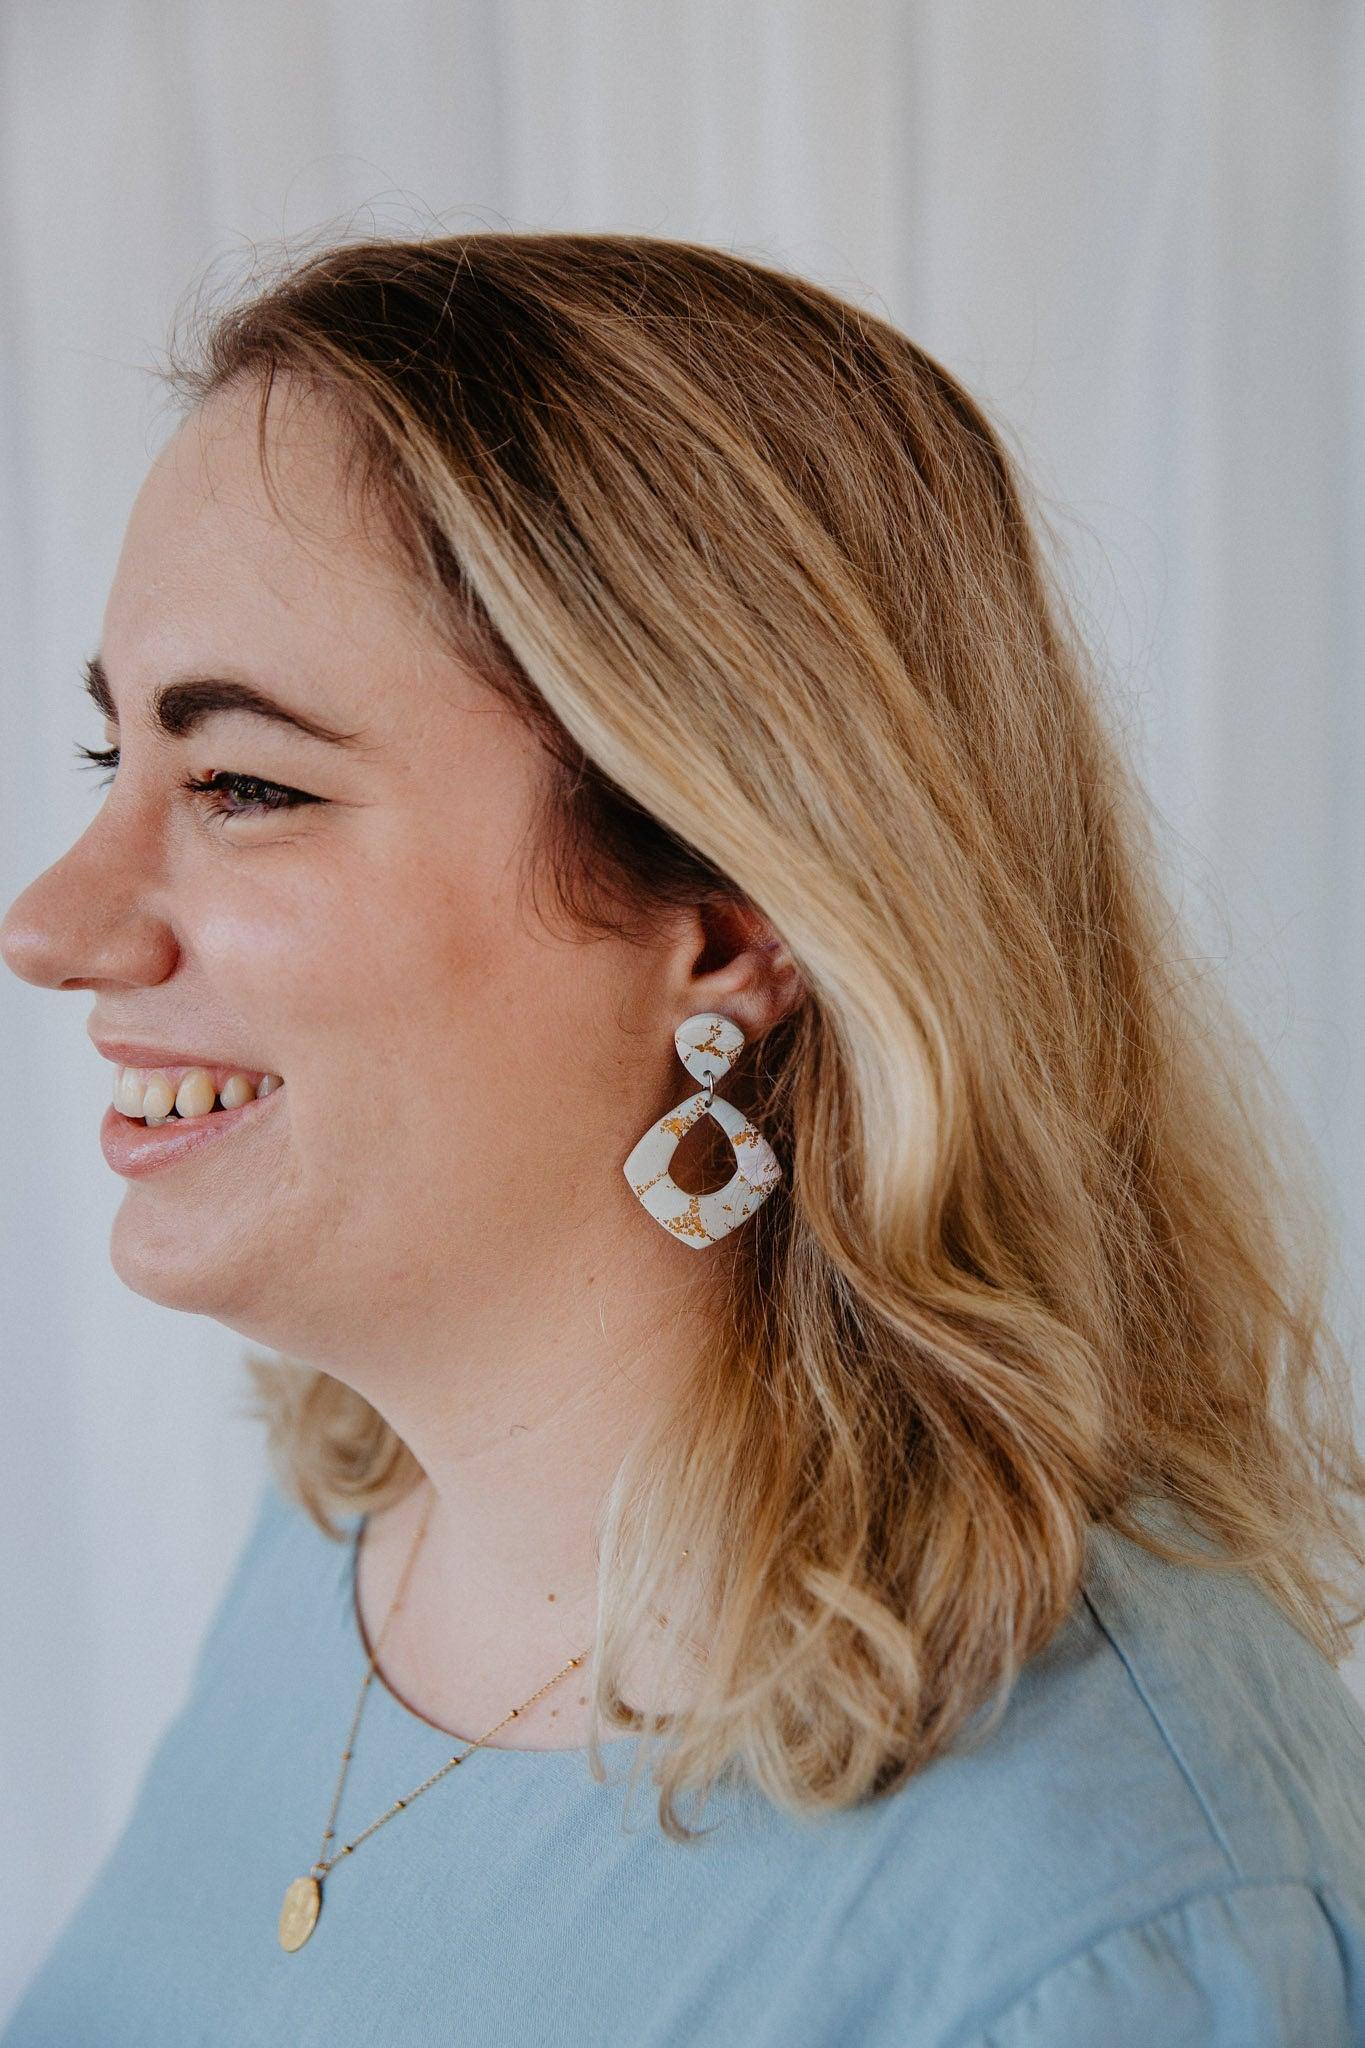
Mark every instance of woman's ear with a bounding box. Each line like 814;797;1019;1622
680;896;806;1043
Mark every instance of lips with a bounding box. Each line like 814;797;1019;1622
92;1037;279;1087
99;1078;285;1179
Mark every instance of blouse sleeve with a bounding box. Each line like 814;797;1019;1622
959;1880;1354;2048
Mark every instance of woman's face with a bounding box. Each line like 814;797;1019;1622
0;380;697;1377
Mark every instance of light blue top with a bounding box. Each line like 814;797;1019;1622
5;1471;1364;2046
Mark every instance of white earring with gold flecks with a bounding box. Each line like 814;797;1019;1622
622;1011;782;1249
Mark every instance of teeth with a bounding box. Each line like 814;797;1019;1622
114;1069;148;1117
175;1069;217;1120
142;1076;177;1123
112;1065;284;1124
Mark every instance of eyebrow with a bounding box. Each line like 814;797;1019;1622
82;653;375;751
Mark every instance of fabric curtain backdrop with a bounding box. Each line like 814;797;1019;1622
2;0;1361;2021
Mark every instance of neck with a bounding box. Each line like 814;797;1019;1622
334;1221;722;1746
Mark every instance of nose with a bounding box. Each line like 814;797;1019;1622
0;812;178;992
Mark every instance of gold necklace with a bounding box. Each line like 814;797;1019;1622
278;1482;592;1951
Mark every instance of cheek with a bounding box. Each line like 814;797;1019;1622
192;892;321;1035
188;829;605;1209
194;859;516;1085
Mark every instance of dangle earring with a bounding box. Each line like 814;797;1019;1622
623;1011;782;1249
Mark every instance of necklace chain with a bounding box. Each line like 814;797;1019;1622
278;1480;591;1946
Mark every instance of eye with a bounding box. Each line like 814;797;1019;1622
180;769;321;819
74;742;321;819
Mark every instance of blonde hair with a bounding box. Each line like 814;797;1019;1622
160;229;1365;1839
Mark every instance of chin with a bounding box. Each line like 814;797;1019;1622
107;1200;269;1323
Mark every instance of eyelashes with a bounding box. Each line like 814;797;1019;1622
74;743;121;777
182;770;319;818
74;742;322;819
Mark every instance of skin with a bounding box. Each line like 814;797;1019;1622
0;377;803;1747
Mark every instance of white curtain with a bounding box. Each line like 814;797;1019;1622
3;0;1361;2018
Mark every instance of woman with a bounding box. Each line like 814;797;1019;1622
1;231;1362;2047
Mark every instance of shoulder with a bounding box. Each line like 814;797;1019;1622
870;1511;1365;2044
1076;1510;1365;1886
952;1879;1353;2046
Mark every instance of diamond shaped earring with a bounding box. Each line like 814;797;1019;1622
622;1011;783;1249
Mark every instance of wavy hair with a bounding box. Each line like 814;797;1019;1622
158;229;1365;1839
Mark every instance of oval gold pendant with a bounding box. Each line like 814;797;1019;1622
278;1874;321;1951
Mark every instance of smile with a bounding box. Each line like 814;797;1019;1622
112;1064;284;1123
100;1070;286;1180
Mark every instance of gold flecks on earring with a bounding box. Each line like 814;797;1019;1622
621;1011;782;1251
665;1195;712;1243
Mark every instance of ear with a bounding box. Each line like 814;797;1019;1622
673;895;805;1044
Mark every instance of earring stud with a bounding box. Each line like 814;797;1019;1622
622;1011;782;1249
